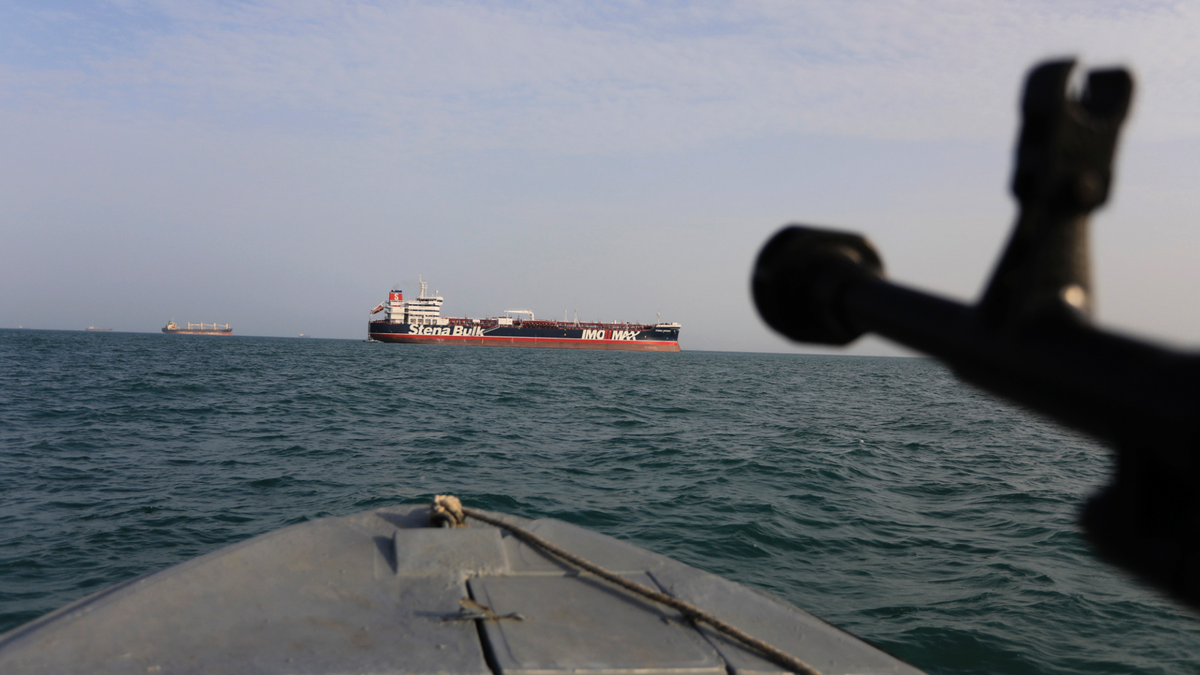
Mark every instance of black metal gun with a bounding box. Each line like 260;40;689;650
752;59;1200;610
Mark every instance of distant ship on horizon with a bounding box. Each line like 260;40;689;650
85;327;113;332
162;320;232;336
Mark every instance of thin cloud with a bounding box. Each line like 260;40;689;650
3;0;1198;154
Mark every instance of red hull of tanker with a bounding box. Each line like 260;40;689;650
371;332;680;352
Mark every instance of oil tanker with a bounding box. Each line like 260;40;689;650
368;279;680;352
162;320;232;336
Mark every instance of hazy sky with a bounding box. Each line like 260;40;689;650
4;1;1200;354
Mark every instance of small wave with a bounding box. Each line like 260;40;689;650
1;332;1195;674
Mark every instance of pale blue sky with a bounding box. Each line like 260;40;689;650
4;1;1200;353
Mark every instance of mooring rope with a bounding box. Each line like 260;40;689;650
431;495;822;675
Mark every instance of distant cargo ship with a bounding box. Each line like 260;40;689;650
368;278;680;352
85;327;112;332
162;320;232;336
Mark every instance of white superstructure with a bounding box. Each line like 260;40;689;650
378;276;446;325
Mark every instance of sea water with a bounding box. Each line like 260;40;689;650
0;328;1196;674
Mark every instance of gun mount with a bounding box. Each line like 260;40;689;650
753;60;1200;609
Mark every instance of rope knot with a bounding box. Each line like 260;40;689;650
431;494;468;528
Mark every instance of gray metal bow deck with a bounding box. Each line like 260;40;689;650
0;505;920;674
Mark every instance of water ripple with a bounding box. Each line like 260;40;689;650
0;330;1196;673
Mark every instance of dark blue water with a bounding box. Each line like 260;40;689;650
0;329;1196;673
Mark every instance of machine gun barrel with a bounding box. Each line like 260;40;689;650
761;242;1199;471
752;60;1200;610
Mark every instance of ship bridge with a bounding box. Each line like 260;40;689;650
381;276;445;325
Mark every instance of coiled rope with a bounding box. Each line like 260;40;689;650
431;495;821;675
